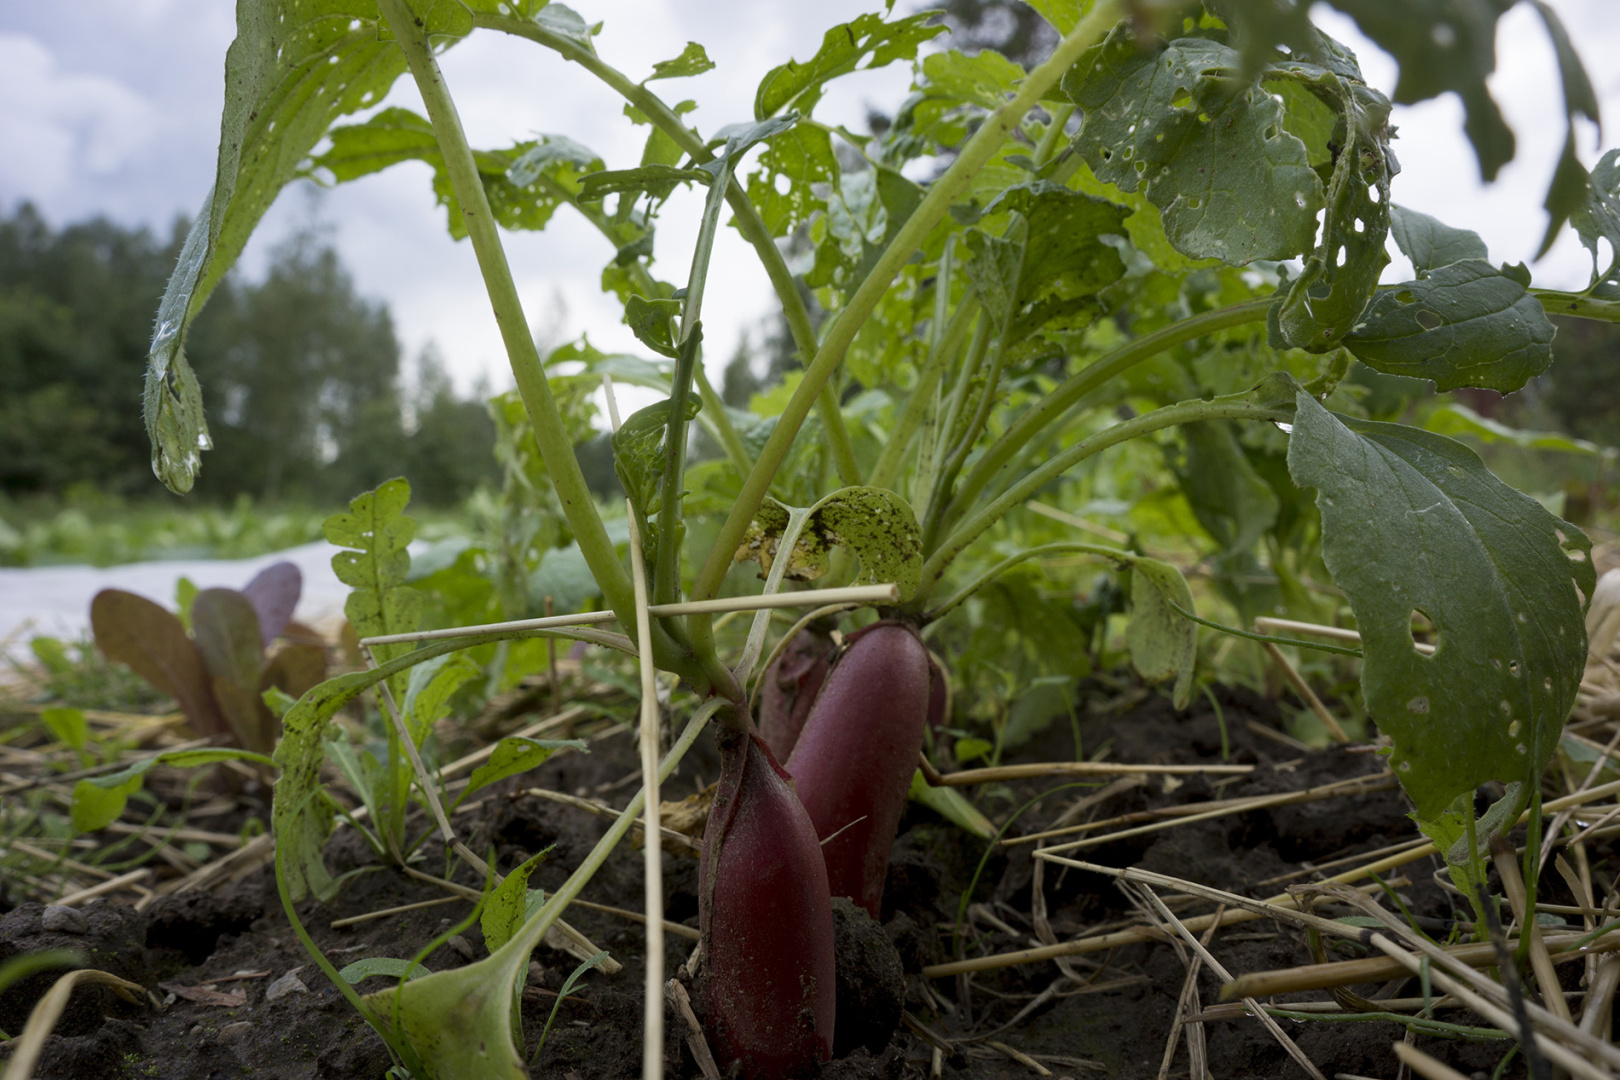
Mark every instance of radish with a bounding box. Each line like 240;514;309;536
700;725;836;1077
786;621;931;917
757;623;837;761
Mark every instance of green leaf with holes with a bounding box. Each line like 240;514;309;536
1344;260;1556;394
311;109;604;239
324;479;421;698
755;9;943;120
967;182;1128;357
804;487;924;601
482;847;553;953
647;41;715;81
1063;32;1322;264
1287;392;1592;819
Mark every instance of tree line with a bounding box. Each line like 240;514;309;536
0;203;497;506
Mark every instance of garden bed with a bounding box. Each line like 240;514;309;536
3;678;1580;1080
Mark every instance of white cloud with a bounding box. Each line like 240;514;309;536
0;35;170;220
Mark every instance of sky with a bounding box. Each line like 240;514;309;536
2;1;1618;399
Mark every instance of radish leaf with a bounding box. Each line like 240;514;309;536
1287;392;1592;818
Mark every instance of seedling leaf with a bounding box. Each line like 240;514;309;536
458;738;587;807
481;848;553;953
240;561;303;646
72;748;274;833
402;653;481;745
192;587;270;751
41;708;88;754
91;589;226;738
1287;392;1592;818
324;478;422;696
339;958;434;985
1126;559;1197;710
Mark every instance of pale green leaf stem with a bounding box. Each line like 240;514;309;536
943;295;1276;536
375;0;703;690
867;288;979;492
686;0;1127;634
927;540;1131;621
469;10;862;491
915;395;1291;604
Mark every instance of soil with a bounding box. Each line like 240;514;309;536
0;681;1587;1079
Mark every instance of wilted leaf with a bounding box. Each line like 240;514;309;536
91;589;225;737
159;982;248;1008
145;0;423;492
1126;559;1196;710
1287;392;1592;818
239;561;301;646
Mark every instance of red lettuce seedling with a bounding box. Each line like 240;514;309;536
700;725;836;1077
757;623;837;762
91;562;323;754
786;621;931;917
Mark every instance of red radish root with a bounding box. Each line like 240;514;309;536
786;621;931;917
699;724;836;1078
757;623;837;761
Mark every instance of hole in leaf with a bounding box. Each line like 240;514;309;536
1187;196;1202;209
1409;609;1438;656
1265;125;1278;140
1415;309;1442;331
1100;148;1112;161
775;173;792;195
1335;246;1347;267
1171;89;1192;109
1508;719;1520;737
1197;112;1211;124
1509;660;1520;677
1354;218;1366;234
1135;160;1146;174
1294;192;1308;209
1122;145;1134;159
1395;289;1415;304
1368;185;1381;203
1407;696;1429;714
1569;548;1587;561
1544;677;1554;692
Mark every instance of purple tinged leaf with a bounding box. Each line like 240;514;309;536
90;589;226;738
240;561;302;646
192;588;267;750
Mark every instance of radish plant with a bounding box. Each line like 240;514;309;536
148;0;1615;1075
